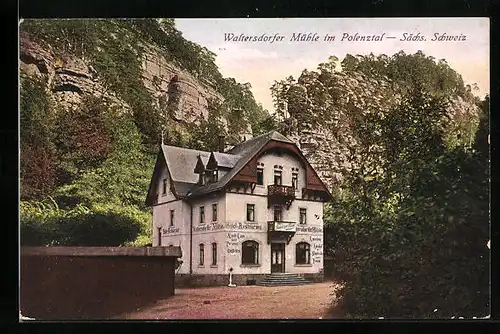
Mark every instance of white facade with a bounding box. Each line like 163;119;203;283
151;150;325;277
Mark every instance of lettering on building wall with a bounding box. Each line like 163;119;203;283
226;232;246;255
162;227;180;235
296;226;322;233
274;222;297;232
311;249;323;264
226;222;263;230
192;223;224;232
310;236;322;243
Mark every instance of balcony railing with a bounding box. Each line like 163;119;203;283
267;221;297;233
268;184;295;198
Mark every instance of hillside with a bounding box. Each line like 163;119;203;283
19;19;487;249
272;52;485;191
19;19;274;247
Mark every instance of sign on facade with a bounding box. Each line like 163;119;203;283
274;222;297;232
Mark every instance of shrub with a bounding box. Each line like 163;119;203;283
20;200;145;247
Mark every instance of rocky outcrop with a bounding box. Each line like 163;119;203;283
20;33;129;112
286;70;482;190
141;44;223;124
19;33;224;124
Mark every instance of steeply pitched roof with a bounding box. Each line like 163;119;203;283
187;131;294;197
145;131;328;205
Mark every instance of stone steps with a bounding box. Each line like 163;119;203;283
256;273;312;287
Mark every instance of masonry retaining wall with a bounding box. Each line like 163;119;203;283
20;246;181;320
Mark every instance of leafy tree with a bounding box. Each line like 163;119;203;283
325;88;489;318
20;75;57;199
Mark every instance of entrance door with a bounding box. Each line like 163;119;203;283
271;243;285;273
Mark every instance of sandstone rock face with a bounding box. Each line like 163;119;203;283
140;44;223;124
286;71;482;191
19;34;223;124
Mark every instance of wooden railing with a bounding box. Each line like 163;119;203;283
267;184;295;198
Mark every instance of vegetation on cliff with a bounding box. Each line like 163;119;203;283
19;19;274;246
271;52;489;317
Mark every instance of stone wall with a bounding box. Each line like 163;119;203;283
20;246;181;320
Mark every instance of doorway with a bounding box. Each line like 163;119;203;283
271;243;285;273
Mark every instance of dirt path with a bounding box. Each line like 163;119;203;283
118;282;341;320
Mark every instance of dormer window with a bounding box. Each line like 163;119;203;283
162;178;167;194
199;172;206;185
206;169;218;183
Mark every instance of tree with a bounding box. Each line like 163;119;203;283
325;88;489;318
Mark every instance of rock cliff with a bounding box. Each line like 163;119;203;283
284;70;482;190
19;32;224;125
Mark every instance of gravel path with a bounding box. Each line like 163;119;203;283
118;282;341;320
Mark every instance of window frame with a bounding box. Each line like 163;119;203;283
199;243;205;266
273;170;282;185
274;206;283;222
162;178;168;194
292;173;298;189
299;208;307;225
199;206;205;224
212;203;218;222
241;240;259;265
212;242;217;266
256;168;264;185
170;209;175;227
246;204;255;222
295;242;311;265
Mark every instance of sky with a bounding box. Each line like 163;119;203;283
175;18;490;112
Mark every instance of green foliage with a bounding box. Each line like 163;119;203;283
186;99;227;151
53;95;112;184
20;199;146;247
324;87;489;318
20;75;57;199
19;18;272;248
54;103;154;209
340;51;471;99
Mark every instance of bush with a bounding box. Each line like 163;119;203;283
20;200;146;247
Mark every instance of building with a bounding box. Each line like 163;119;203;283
145;131;332;285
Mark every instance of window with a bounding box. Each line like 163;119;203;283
299;208;307;224
157;227;162;246
246;204;255;222
292;173;298;189
212;203;218;221
212;242;217;265
162;178;167;194
274;170;282;185
199;244;205;266
170;210;175;227
296;242;311;264
242;240;259;265
200;206;205;224
207;170;218;183
256;168;264;185
274;206;283;222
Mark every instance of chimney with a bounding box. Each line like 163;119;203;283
218;135;225;153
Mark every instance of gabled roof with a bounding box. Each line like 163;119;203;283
186;131;295;197
145;131;331;206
